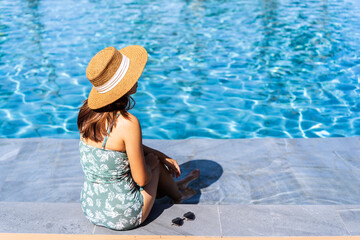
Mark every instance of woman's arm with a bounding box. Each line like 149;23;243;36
143;144;168;159
122;114;158;186
143;144;181;178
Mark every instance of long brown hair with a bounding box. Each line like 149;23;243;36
77;95;135;142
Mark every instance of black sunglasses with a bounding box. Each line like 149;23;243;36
171;211;196;226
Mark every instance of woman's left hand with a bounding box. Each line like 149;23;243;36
161;157;181;178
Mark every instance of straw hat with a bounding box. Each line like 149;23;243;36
86;45;148;109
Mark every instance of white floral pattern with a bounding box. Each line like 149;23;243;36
79;140;143;231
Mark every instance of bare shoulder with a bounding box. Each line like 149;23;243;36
115;112;141;133
118;112;139;126
103;113;140;152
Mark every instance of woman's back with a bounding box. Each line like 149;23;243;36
79;115;144;231
81;112;132;152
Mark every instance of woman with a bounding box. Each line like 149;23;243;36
77;45;199;231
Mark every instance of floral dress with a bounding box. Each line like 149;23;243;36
79;138;144;231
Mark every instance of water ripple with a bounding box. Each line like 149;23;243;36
0;0;360;139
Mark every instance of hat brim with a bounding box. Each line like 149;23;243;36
88;45;148;109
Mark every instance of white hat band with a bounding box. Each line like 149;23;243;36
95;53;130;94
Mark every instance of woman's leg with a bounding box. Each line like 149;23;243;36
141;158;200;221
143;152;181;200
140;164;160;222
157;163;182;201
157;164;200;202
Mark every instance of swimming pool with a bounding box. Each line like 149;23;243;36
0;0;359;139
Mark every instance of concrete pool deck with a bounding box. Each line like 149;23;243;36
0;137;360;236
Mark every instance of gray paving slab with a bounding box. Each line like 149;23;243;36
94;204;221;236
336;206;360;235
1;202;360;236
334;205;360;210
268;205;349;236
284;137;360;153
0;137;360;205
144;137;360;205
219;205;350;236
3;202;359;236
0;140;22;194
219;205;274;236
0;202;95;234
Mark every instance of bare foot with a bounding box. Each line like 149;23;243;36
173;187;197;204
176;169;200;191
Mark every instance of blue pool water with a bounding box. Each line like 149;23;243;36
0;0;360;139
